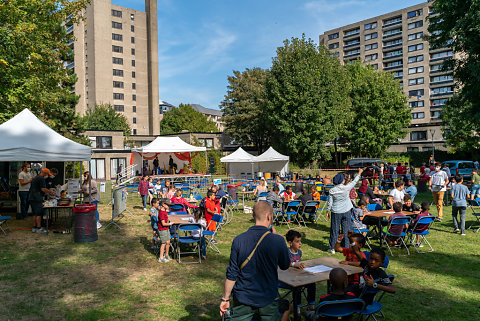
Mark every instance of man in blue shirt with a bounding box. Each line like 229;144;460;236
404;179;418;201
220;201;290;320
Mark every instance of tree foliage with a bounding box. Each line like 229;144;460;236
0;0;89;142
263;35;351;167
160;103;218;134
344;61;410;157
427;0;480;151
220;68;269;152
79;103;131;138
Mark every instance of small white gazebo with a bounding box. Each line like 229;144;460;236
220;147;258;178
256;147;289;176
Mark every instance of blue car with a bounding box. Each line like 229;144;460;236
442;161;475;179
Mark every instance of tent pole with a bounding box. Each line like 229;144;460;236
205;151;207;175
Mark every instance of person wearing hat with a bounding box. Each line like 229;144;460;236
29;168;56;233
326;168;364;254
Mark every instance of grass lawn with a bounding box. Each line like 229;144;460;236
1;189;479;320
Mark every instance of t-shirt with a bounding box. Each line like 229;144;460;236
312;191;321;201
431;170;448;192
396;166;406;175
18;171;32;192
402;203;420;213
359;259;392;304
342;248;366;284
280;191;296;200
298;193;313;205
405;185;418;199
28;175;46;202
451;184;469;207
389;188;405;203
205;198;217;221
472;174;480;186
388;212;408;236
158;209;169;230
411;211;431;233
288;249;302;265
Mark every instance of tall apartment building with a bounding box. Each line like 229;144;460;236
67;0;160;135
319;1;453;153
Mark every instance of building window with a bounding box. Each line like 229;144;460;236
431;75;453;83
408;32;423;41
344;49;360;57
409;89;424;97
113;69;124;77
112;9;122;17
132;83;136;89
133;117;136;124
431;98;447;107
131;25;135;32
330;52;339;58
89;159;105;179
409;100;424;108
422;146;434;152
383;27;402;37
328;32;339;40
198;138;214;148
408;43;423;52
411;131;427;141
132;71;136;78
131;60;135;67
408;20;423;30
112;21;122;29
365;43;378;51
431;50;453;60
407;147;419;152
393;71;403;79
384;60;402;68
408;54;424;63
408;66;424;74
132;94;136;101
365;22;377;30
133;129;137;135
113;104;124;112
365;53;378;62
371;64;378;69
110;158;126;179
431;110;441;119
131;48;135;55
408;77;424;85
365;32;378;41
328;42;339;49
384;49;402;58
131;36;135;44
130;13;134;20
112;45;123;53
412;112;425;119
133;106;136;112
344;28;360;37
384;39;402;47
407;9;422;19
112;57;123;65
112;33;123;41
431;86;454;95
95;137;112;149
113;93;124;100
384;16;402;26
113;81;124;88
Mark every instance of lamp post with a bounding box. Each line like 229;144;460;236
430;129;436;162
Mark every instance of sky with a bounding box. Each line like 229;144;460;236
114;0;423;110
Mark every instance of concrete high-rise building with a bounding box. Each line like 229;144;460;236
67;0;160;135
319;1;453;152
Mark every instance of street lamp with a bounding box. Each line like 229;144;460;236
430;129;436;162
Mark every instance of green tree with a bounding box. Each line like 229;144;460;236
263;35;351;167
0;0;89;141
344;61;410;157
427;0;480;151
80;103;131;138
160;103;218;134
220;68;269;152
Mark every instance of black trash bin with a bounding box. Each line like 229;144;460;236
227;184;238;201
73;203;98;243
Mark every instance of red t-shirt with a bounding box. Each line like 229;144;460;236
396;166;405;175
205;198;217;221
158;210;169;230
342;248;366;284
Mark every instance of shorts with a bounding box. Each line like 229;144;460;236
30;201;44;216
277;298;290;314
471;184;480;195
158;229;171;243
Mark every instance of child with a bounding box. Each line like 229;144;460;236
335;232;366;289
386;202;408;246
402;194;420;213
351;199;368;232
409;202;432;246
205;190;219;233
164;185;175;199
280;185;296;200
352;247;395;304
189;208;207;260
451;174;469;236
285;230;316;310
157;199;173;263
404;179;418;201
149;198;160;248
311;185;321;202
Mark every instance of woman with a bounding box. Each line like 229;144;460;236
358;179;376;203
253;178;268;198
326;168;363;254
170;189;198;214
81;171;101;229
137;175;149;211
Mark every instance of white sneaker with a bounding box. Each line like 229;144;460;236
158;257;166;263
144;208;147;211
327;249;335;254
96;222;102;229
461;233;466;236
36;227;47;233
453;229;460;233
32;227;39;233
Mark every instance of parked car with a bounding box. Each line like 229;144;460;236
441;160;475;178
346;158;388;172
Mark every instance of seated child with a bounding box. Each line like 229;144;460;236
157;199;173;263
386;202;409;246
149;198;160;248
286;230;316;310
188;208;207;260
351;199;368;231
402;194;420;215
311;185;321;202
409;202;432;246
335;232;366;291
352;247;395;304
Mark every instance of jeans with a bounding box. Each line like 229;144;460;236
92;200;100;222
19;191;30;218
329;209;352;250
432;191;445;218
141;194;148;208
226;298;280;321
471;184;480;196
452;206;466;233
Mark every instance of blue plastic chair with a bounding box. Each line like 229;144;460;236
351;217;372;250
314;298;365;320
176;223;202;264
169;203;188;215
367;203;382;211
204;214;223;253
467;199;480;232
383;217;411;256
407;215;436;253
285;200;303;227
192;194;203;201
0;215;11;235
302;200;322;223
360;275;395;321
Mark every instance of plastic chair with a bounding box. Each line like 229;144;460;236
284;200;303;227
383;216;411;256
176;223;202;264
313;298;365;320
367;204;382;211
302;200;322;223
467;199;480;232
0;215;11;235
351;217;372;250
204;214;223;253
316;196;329;222
169;203;188;215
257;191;268;202
192;194;203;201
359;275;395;321
407;215;436;253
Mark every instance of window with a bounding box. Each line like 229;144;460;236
384;49;402;58
408;54;424;63
431;111;441;119
132;94;136;101
131;36;135;44
384;16;402;26
431;86;453;95
407;9;422;18
112;45;123;53
408;32;423;41
133;117;136;124
407;147;419;152
112;33;122;41
132;71;136;78
131;25;134;32
113;69;123;77
408;43;423;52
345;38;359;46
408;66;424;74
408;20;423;30
113;104;124;112
409;100;424;108
422;146;434;152
431;50;453;60
384;39;402;47
431;63;450;72
344;48;360;56
431;75;453;83
365;32;378;41
393;71;403;78
112;9;122;17
344;28;360;37
110;158;126;179
130;13;135;20
133;129;137;135
112;21;122;29
411;131;427;141
132;83;136;89
365;43;378;51
328;32;339;40
365;22;377;30
412;112;425;119
95;137;112;149
198;138;214;148
112;57;123;65
329;42;339;49
89;159;105;179
365;53;378;62
409;89;424;96
113;81;124;88
330;52;340;58
431;98;447;107
385;60;402;68
383;27;402;37
113;93;124;100
133;106;136;112
408;77;424;85
131;60;135;67
372;64;378;69
131;48;135;55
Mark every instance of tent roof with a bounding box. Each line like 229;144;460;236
220;147;257;163
0;109;91;161
131;136;206;153
256;147;289;162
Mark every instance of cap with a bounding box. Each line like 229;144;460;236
41;168;53;176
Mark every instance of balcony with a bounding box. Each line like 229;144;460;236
343;51;360;59
430;79;454;87
383;52;403;60
382;19;402;29
430;55;453;63
382;31;402;40
343;30;360;39
384;64;403;71
66;25;74;33
382;43;402;50
430;103;445;109
430;91;454;98
343;42;360;49
65;62;74;69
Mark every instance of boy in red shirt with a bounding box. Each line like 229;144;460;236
334;232;366;290
158;200;173;263
205;190;219;232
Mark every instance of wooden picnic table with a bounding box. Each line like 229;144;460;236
167;214;194;225
364;210;419;218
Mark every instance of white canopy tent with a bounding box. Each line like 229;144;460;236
0;109;91;161
220;147;258;178
256;147;289;177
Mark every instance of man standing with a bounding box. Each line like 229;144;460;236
18;163;33;219
116;163;123;184
220;202;290;320
429;162;449;222
153;157;159;175
169;155;175;174
29;168;55;233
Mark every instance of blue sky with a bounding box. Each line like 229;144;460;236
114;0;423;109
